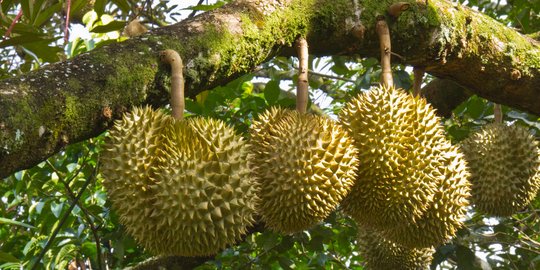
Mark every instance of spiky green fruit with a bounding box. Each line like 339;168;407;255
101;107;258;256
250;107;358;234
378;146;470;248
357;228;435;270
460;123;540;216
339;86;470;246
101;107;174;247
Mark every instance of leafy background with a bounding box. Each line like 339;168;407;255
0;0;539;269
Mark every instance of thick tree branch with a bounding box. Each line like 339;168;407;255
1;0;539;179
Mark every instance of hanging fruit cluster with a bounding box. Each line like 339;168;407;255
98;7;540;269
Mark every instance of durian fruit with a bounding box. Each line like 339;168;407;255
100;106;175;251
148;117;259;256
460;123;540;216
357;227;435;270
378;144;470;248
339;85;471;242
101;107;259;256
249;107;359;234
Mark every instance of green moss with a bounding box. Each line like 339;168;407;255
1;89;33;155
64;95;80;123
67;78;82;92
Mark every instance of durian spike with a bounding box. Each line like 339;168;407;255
160;49;184;120
376;17;393;88
295;37;309;113
413;66;425;97
494;103;503;123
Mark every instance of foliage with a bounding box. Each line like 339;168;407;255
0;0;539;269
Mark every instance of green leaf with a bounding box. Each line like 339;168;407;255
31;0;47;23
0;217;34;229
264;80;280;105
82;11;98;26
241;81;253;97
394;70;412;90
256;231;280;251
185;98;203;114
81;242;97;259
20;0;32;22
0;34;49;48
1;0;14;14
112;0;131;12
94;0;106;16
307;235;324;252
0;251;19;263
91;20;126;33
51;201;64;218
330;56;349;75
455;245;482;269
276;97;296;108
33;2;62;27
465;96;486;119
22;42;63;63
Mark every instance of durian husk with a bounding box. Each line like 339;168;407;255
101;107;259;256
377;144;470;248
339;86;470;247
460;123;540;216
357;227;435;270
101;107;174;249
250;107;359;234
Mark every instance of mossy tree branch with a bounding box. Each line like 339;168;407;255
1;0;539;180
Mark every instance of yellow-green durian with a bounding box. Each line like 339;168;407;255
101;107;174;249
357;228;435;270
378;144;470;248
460;123;540;216
101;107;258;256
250;107;358;234
339;86;470;235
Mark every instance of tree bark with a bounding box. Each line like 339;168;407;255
0;0;539;180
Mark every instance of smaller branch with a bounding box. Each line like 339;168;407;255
390;51;405;61
30;162;99;270
241;240;283;269
139;12;167;27
376;17;393;87
160;50;185;120
295;37;309;113
494;103;503;123
307;69;355;83
4;8;23;39
328;253;351;269
188;0;205;19
387;2;410;18
64;0;72;45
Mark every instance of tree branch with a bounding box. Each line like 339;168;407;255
1;0;539;180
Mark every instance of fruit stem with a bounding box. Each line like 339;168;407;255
160;50;184;120
376;17;393;88
295;37;309;114
494;103;503;123
413;66;425;97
